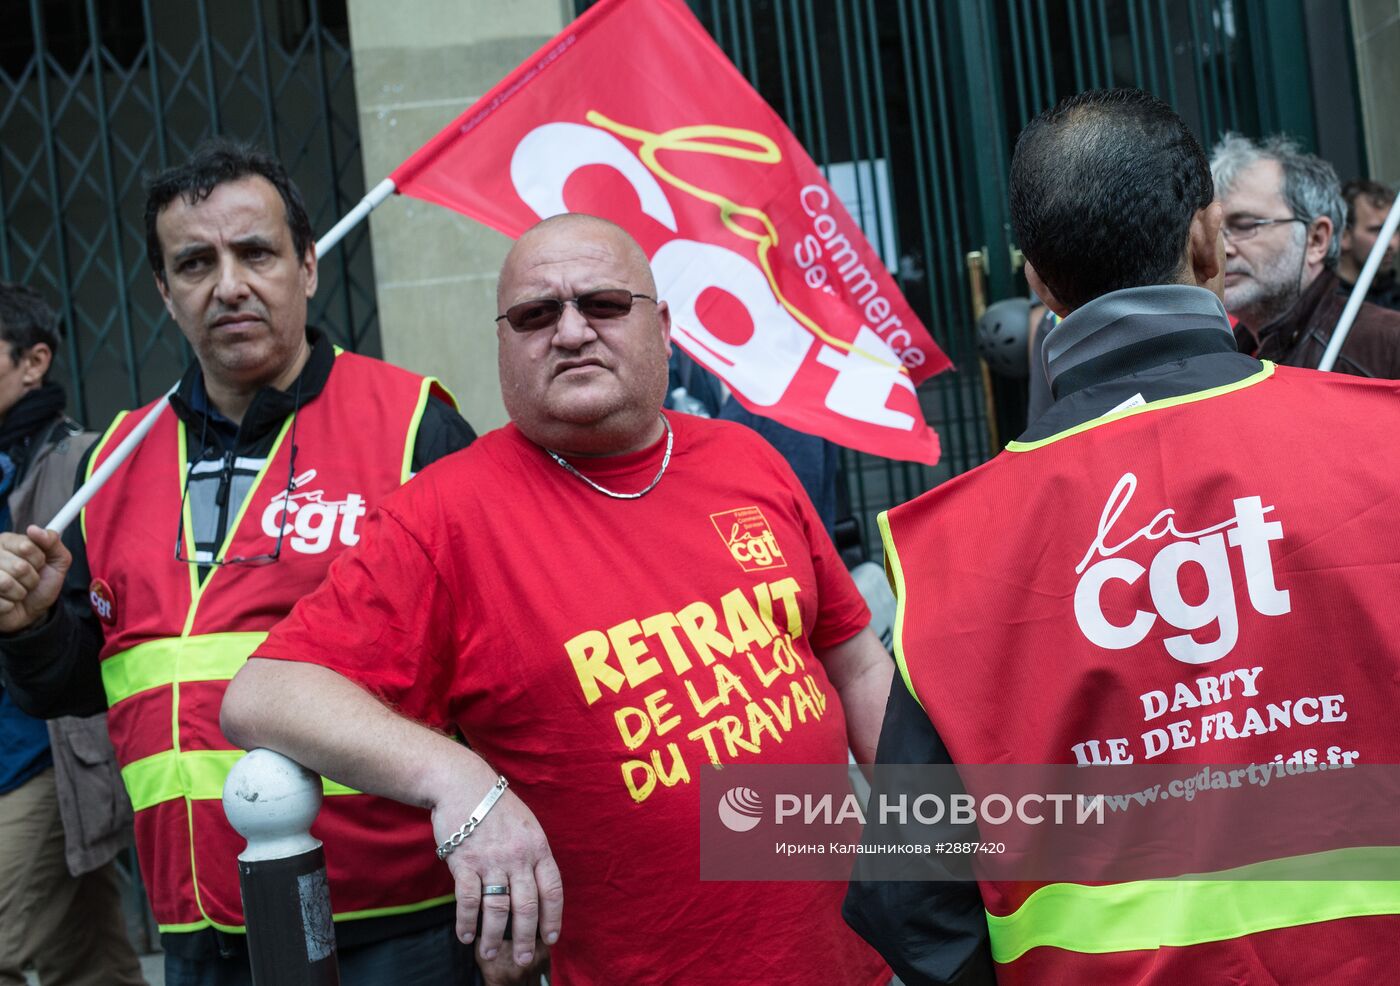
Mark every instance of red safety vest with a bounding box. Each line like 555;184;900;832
84;350;456;933
881;362;1400;983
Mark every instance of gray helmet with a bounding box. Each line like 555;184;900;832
977;296;1031;378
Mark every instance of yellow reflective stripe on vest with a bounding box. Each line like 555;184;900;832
987;846;1400;963
876;509;924;712
404;377;448;485
101;632;268;705
122;749;359;812
155;893;461;936
1004;362;1274;452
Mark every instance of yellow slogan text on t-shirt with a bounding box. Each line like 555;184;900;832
563;577;831;803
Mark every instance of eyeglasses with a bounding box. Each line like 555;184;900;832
495;289;656;332
1222;216;1307;242
174;414;299;568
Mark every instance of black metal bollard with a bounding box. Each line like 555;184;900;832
223;749;341;986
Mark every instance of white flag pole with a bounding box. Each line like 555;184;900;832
313;178;397;257
45;387;175;533
1317;193;1400;373
43;177;400;534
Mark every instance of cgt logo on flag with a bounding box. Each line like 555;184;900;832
390;0;946;464
718;786;765;832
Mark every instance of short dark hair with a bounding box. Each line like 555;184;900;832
1342;178;1396;230
1010;88;1214;311
144;138;315;283
0;282;63;371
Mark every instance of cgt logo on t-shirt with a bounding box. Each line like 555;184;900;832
712;507;788;572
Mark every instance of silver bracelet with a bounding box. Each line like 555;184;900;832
435;775;509;860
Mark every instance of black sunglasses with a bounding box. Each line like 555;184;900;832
495;289;656;332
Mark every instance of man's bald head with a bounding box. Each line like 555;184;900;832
494;212;672;457
499;214;656;311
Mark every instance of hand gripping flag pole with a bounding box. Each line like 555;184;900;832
41;180;398;535
1317;193;1400;373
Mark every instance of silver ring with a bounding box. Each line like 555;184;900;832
482;884;510;896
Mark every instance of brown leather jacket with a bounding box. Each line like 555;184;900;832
1256;268;1400;378
9;420;133;876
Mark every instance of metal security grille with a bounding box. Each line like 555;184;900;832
967;0;1324;306
579;0;1334;560
991;0;1316;148
0;0;377;428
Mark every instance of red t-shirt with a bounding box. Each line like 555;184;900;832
258;412;886;986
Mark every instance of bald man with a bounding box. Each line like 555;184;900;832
223;214;892;986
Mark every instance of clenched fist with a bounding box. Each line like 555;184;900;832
0;525;70;633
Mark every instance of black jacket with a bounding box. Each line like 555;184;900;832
1256;269;1400;377
1337;269;1400;314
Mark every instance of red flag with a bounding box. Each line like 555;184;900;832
392;0;948;464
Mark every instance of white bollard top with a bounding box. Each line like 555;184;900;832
223;749;325;862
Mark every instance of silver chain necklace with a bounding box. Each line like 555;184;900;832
545;415;673;499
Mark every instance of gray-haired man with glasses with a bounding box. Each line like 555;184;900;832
1212;133;1400;375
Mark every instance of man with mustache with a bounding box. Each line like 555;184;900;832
221;213;894;986
0;140;479;985
1211;133;1400;372
1338;179;1400;312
